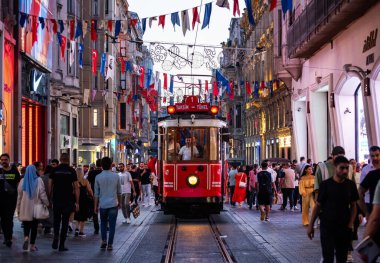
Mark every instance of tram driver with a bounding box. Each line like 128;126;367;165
178;137;199;161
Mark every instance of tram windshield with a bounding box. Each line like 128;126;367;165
165;127;219;162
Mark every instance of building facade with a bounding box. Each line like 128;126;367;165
242;2;293;165
287;0;380;163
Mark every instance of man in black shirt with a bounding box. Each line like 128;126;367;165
359;168;380;219
141;165;152;206
0;153;21;247
49;153;79;251
308;156;359;263
130;165;141;205
87;159;102;234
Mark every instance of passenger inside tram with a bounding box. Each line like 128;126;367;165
179;137;199;161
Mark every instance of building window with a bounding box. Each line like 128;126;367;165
68;0;74;14
105;0;109;15
93;109;98;127
60;115;70;135
72;117;77;137
92;0;98;16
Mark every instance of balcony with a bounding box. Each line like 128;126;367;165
287;0;378;59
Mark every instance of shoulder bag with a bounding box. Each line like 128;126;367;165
33;180;49;220
239;173;247;188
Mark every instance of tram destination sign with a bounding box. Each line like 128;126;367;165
175;96;211;113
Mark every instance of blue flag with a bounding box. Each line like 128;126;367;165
215;69;229;90
282;0;293;14
100;52;107;76
169;75;174;93
244;0;255;26
171;12;180;30
78;44;84;69
75;20;83;39
146;69;152;89
20;13;27;27
57;32;62;46
38;17;45;29
115;20;121;38
142;18;147;33
254;81;259;97
58;20;64;33
126;61;132;72
202;3;212;29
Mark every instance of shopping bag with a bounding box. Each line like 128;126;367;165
276;193;283;205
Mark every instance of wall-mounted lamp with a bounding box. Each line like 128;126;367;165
344;107;351;114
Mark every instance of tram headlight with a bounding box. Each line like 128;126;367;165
187;175;199;187
210;106;219;115
167;106;176;114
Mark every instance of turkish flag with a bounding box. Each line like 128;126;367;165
107;20;113;32
229;81;234;100
163;73;168;90
60;35;67;61
192;7;200;29
245;81;252;95
31;16;39;48
213;81;218;96
92;49;98;76
91;19;97;41
69;19;75;40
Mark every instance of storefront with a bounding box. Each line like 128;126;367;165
292;3;380;163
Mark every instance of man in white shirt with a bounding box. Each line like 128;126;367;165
118;163;135;224
178;138;199;161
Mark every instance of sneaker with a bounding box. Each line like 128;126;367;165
107;244;113;251
23;239;29;251
100;241;107;250
260;211;265;221
58;246;69;252
122;219;128;224
290;208;294;212
78;232;86;238
294;206;299;210
75;229;79;237
265;217;270;221
126;218;131;224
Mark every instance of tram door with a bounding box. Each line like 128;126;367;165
158;127;165;196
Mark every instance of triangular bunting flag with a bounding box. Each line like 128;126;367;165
115;20;121;38
69;19;75;40
75;20;83;39
202;3;212;29
270;0;277;11
158;15;166;29
181;10;190;36
192;7;200;30
244;0;256;26
171;12;180;30
233;0;240;16
142;18;147;33
38;17;45;30
107;20;113;32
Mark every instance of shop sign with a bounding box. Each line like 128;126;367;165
363;28;377;53
279;136;291;148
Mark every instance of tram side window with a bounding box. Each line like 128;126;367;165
210;128;219;161
167;128;179;162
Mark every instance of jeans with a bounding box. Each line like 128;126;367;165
121;193;131;219
293;186;300;206
320;226;351;263
152;185;159;204
53;203;73;246
23;219;38;244
141;184;151;205
0;197;17;241
282;188;294;209
229;186;235;206
100;206;118;245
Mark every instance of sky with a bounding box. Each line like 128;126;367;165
128;0;246;88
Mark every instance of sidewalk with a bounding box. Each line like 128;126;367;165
227;203;364;263
0;205;158;263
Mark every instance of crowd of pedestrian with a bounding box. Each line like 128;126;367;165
0;153;158;252
227;145;380;262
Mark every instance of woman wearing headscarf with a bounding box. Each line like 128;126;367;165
16;165;49;251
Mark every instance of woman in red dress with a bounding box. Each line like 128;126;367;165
232;167;247;207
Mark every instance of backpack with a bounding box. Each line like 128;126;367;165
258;171;272;194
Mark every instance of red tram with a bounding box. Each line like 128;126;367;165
157;96;227;214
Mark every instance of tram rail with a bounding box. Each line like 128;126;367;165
162;216;236;263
